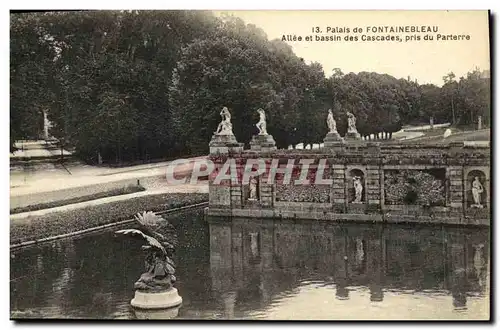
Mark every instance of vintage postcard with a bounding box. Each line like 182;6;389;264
10;9;490;321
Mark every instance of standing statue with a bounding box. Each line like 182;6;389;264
327;109;337;133
115;211;178;292
215;107;234;135
471;176;484;208
353;176;363;203
248;177;258;200
346;111;358;134
256;109;268;135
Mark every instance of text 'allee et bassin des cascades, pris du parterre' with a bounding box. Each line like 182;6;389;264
282;25;471;42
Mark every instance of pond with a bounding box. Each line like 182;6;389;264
10;208;490;320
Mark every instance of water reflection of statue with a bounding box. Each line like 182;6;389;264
335;278;349;300
471;177;484;208
370;284;384;302
473;244;485;289
355;239;364;262
215;107;233;135
327;109;337;133
451;268;467;310
116;211;177;292
256;109;268;135
250;232;259;256
134;306;180;319
222;291;237;320
353;176;363;203
249;177;258;200
346;111;358;134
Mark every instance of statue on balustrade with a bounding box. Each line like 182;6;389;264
327;109;338;133
215;106;234;136
346;111;359;134
256;108;268;135
471;176;484;208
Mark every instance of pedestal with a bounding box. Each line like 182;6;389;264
130;287;183;310
323;131;344;148
250;134;277;152
209;134;244;154
345;131;361;140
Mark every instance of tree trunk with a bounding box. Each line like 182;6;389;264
451;93;456;125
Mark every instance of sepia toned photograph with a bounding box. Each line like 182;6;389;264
9;9;491;321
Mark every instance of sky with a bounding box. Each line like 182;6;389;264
215;10;490;86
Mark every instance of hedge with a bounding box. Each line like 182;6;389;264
10;192;208;245
10;184;146;214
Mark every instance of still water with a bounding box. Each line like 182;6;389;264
10;208;490;320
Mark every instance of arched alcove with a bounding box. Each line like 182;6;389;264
348;168;365;203
466;170;487;208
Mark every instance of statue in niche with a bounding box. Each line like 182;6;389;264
115;211;177;292
327;109;337;133
346;111;359;134
256;108;268;135
471;176;484;208
215;106;234;135
353;176;363;203
248;177;258;200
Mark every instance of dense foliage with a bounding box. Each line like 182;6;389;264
384;170;446;206
10;11;491;163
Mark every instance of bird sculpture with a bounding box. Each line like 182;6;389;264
115;211;177;292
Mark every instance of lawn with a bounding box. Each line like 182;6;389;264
408;128;490;144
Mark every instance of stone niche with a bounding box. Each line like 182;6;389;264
242;175;261;206
347;168;366;204
383;168;446;207
465;168;489;209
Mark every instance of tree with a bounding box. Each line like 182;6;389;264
11;11;490;161
10;13;58;149
442;72;457;125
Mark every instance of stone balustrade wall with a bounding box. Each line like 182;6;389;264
207;142;490;226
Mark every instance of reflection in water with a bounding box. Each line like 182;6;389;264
133;306;180;320
208;219;489;320
473;244;486;289
10;209;490;320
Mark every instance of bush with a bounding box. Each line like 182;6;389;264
384;170;445;206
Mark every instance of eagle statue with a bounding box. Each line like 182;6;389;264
115;211;177;292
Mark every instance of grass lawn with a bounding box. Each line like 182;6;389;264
408;128;490;144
